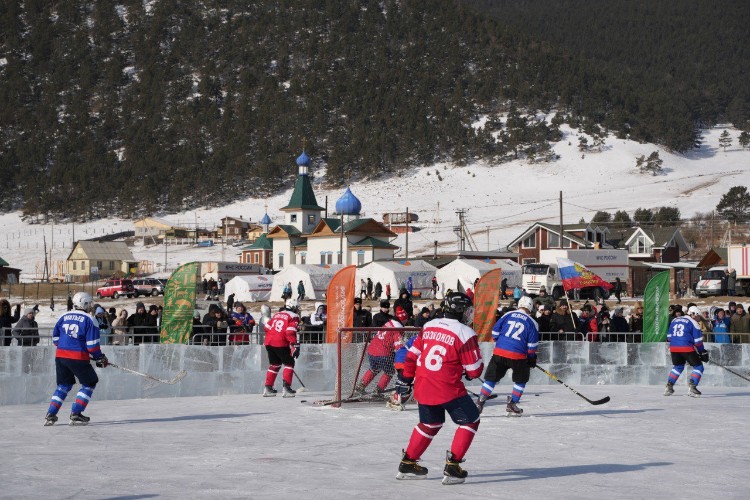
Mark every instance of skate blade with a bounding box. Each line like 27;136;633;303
43;420;56;427
282;392;296;398
396;472;427;480
441;475;466;485
687;392;701;398
69;420;89;426
664;391;673;396
263;393;277;397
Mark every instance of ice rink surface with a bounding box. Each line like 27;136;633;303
2;383;749;499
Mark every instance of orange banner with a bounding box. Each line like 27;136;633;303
326;265;356;343
472;269;502;342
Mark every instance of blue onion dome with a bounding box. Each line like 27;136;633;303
260;213;272;225
335;186;362;215
296;151;311;167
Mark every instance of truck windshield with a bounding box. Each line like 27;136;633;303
705;270;725;279
523;264;549;275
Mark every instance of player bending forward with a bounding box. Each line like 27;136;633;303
665;305;709;397
476;296;539;416
44;292;109;426
396;292;484;485
263;299;301;397
386;332;418;411
356;307;406;395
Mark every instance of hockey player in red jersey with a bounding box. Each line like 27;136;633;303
396;292;484;485
263;299;301;397
356;307;407;394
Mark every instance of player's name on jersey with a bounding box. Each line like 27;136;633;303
63;314;88;323
422;330;456;346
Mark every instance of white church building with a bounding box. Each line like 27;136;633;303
266;152;398;269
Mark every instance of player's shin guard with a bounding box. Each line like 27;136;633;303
70;385;95;414
510;383;526;403
405;422;443;460
360;370;375;389
450;420;479;462
282;365;294;386
690;365;704;386
376;373;392;392
47;384;72;415
480;380;496;398
265;364;281;387
667;365;684;385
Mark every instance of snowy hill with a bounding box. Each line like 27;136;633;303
1;125;748;281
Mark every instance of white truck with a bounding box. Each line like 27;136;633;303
521;249;629;299
694;265;728;297
727;246;750;296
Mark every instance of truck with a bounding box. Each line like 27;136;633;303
694;266;728;297
521;249;629;299
727;245;750;296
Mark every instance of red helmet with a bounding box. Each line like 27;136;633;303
395;306;408;322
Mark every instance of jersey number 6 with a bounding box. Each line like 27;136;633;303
420;344;447;371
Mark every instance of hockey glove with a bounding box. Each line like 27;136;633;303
699;351;709;363
95;354;109;368
527;356;537;368
395;375;414;399
464;372;474;381
291;343;301;359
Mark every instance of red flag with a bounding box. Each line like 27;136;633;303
326;265;356;343
472;269;502;342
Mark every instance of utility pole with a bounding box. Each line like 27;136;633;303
455;209;467;252
405;207;409;259
559;191;564;248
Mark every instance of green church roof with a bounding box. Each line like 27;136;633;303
242;233;273;250
281;173;324;211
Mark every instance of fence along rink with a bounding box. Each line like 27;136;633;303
331;327;421;408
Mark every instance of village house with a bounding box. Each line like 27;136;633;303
66;241;138;281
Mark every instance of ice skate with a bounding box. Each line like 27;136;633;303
476;394;488;414
688;382;702;398
43;413;58;426
354;382;366;394
664;382;674;396
263;385;278;397
396;450;428;480
282;383;296;398
69;413;90;426
442;451;468;485
386;393;405;411
505;396;523;417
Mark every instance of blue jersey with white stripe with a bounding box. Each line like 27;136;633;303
53;311;102;361
667;316;704;353
491;310;539;359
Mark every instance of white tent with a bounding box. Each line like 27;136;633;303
434;258;522;298
224;275;274;303
357;260;437;299
270;264;344;301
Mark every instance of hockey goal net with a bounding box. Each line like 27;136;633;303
328;327;421;408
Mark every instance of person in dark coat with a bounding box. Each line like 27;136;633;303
66;294;73;312
374;282;383;300
537;305;553;340
414;307;432;328
613;278;623;304
549;301;578;339
500;278;508;303
12;307;39;346
1;299;21;346
394;288;414;319
353;297;372;327
366;278;373;300
203;305;228;346
127;302;150;345
227;293;235;313
611;307;630;341
372;300;392;327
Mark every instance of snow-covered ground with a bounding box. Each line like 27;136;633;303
1;125;749;281
2;384;749;498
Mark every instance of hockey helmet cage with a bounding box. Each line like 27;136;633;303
72;292;94;312
285;299;300;312
518;296;534;312
444;292;473;320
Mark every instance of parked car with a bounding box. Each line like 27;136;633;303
96;279;135;299
132;278;165;297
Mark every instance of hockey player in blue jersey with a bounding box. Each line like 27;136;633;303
44;292;109;426
665;305;709;397
476;296;539;416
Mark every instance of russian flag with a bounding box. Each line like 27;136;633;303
557;257;614;291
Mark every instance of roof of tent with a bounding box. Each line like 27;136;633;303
223;275;274;303
357;260;438;298
435;258;522;297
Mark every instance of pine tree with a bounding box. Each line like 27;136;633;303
644;151;663;176
578;136;589;152
716;186;750;223
635;154;646;174
719;130;733;151
591;211;611;224
634;208;654;226
739;131;750;149
653;207;681;226
612;210;632;227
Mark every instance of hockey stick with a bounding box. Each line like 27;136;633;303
293;370;307;393
535;366;610;405
708;360;750;383
109;362;188;385
466;389;499;401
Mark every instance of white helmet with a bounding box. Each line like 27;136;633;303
285;299;300;313
72;292;93;312
518;296;534;312
687;305;702;317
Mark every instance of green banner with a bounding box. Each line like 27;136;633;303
643;271;670;342
160;262;199;344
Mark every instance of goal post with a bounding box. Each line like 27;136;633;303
333;327;421;408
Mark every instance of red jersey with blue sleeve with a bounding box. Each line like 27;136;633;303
667;316;705;353
393;334;417;370
491;310;539;360
403;318;484;405
53;311;103;361
263;310;300;348
367;319;404;356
